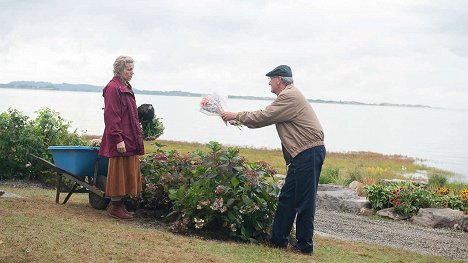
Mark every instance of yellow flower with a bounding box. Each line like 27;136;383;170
435;187;449;196
459;189;468;202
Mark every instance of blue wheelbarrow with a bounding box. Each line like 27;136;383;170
31;146;110;209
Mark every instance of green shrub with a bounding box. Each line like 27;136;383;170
0;109;42;179
320;167;339;184
0;108;86;183
140;141;280;242
141;116;165;140
364;183;395;210
428;173;447;188
319;173;333;184
434;195;464;211
389;182;435;216
345;169;362;185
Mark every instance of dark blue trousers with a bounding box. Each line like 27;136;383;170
270;145;326;252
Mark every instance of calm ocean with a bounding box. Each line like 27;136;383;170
3;88;468;182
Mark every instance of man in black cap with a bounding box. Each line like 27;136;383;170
221;65;326;254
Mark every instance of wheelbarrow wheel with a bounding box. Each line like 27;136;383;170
89;175;110;210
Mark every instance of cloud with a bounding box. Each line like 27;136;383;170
1;0;467;109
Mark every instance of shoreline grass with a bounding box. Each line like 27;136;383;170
84;135;464;184
147;140;467;190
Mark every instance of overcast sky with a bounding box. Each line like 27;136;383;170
1;0;467;109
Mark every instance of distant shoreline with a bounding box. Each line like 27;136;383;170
0;81;432;109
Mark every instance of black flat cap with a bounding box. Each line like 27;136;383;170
265;65;292;77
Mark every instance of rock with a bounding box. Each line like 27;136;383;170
348;181;366;196
376;207;410;220
411;208;465;229
0;190;4;196
382;179;412;184
360;207;375;216
403;170;429;183
464;216;468;232
0;191;23;198
382;178;427;185
316;184;370;213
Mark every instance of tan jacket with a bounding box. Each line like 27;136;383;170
236;85;324;162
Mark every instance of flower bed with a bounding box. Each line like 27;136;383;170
364;182;467;216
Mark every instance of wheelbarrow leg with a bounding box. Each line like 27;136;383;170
62;183;79;204
56;172;62;204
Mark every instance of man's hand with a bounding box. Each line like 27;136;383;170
117;141;126;153
221;112;237;122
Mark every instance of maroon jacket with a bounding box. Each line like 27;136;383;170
98;76;144;157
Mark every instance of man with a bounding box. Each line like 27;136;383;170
221;65;326;254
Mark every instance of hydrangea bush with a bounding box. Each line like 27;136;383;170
140;141;280;242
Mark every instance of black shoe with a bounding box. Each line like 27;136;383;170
291;245;312;255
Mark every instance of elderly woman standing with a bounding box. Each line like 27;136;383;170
99;55;144;220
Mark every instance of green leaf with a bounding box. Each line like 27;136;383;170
242;195;252;205
231;177;240;188
233;166;243;172
228;211;236;221
227;198;235;206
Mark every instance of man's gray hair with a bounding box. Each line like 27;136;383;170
280;76;294;85
113;56;134;77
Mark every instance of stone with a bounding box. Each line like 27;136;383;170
411;208;465;229
348;181;366;197
402;170;429;183
360;207;375;216
376;207;410;220
316;184;370;213
382;179;412;184
0;191;23;198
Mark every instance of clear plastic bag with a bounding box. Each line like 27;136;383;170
199;94;242;129
199;94;226;116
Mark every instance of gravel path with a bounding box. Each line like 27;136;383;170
314;208;468;261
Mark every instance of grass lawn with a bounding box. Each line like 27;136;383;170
1;186;463;263
1;139;466;262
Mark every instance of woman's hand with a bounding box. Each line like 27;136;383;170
117;141;126;153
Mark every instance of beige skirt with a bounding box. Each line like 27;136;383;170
106;155;142;197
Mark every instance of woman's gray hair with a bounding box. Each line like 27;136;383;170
280;76;294;85
113;56;134;77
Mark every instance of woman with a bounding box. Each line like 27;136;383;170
99;55;144;219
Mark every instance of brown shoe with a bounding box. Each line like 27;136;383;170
122;206;135;216
107;201;133;220
123;198;138;216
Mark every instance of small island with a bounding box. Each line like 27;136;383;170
0;81;431;108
